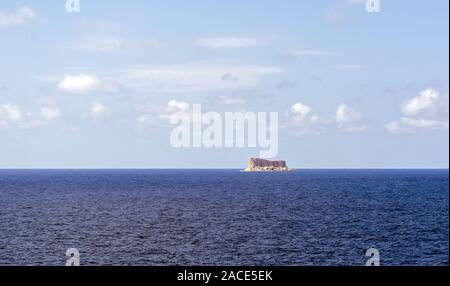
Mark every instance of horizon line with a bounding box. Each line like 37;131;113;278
0;167;448;170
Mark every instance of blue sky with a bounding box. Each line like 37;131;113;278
0;0;448;168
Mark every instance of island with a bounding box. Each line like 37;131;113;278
243;158;294;172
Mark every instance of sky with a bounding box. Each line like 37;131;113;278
0;0;449;169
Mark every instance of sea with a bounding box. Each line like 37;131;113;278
0;169;448;266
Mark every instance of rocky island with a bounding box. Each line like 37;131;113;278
243;158;294;172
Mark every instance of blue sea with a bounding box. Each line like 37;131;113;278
0;169;448;266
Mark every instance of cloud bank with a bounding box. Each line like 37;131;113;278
0;6;35;28
386;88;449;133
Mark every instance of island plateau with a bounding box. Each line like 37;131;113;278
243;158;294;172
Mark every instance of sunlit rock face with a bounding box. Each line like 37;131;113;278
244;158;293;172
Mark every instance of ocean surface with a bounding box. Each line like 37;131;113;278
0;169;448;266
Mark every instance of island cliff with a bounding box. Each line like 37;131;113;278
244;158;293;172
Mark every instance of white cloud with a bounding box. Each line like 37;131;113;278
40;106;61;121
385;118;449;134
336;104;366;132
290;50;337;57
56;74;116;95
137;100;190;128
0;103;22;121
386;88;449;133
76;37;159;53
168;100;190;112
197;37;262;48
47;65;280;95
286;102;366;134
1;103;60;129
0;6;35;28
89;103;107;119
291;102;312;118
0;103;22;128
286;102;325;134
400;117;449;129
336;104;361;124
384;121;402;134
402;88;439;116
57;74;100;94
115;65;282;93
